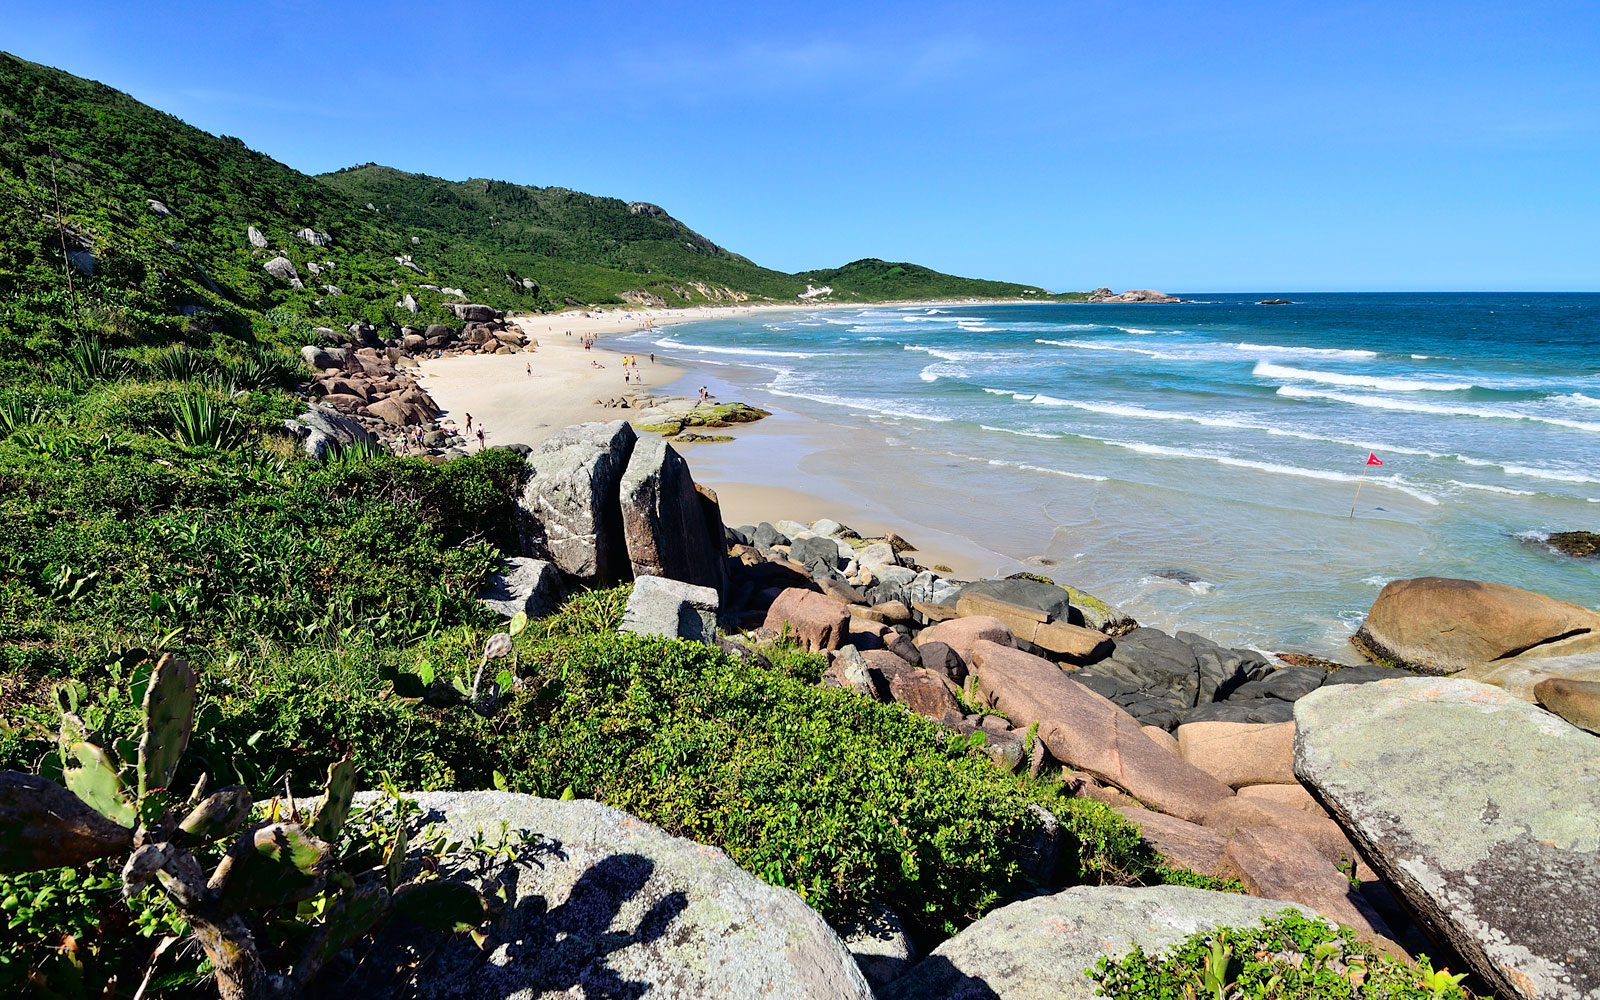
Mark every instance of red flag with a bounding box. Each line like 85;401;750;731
1366;453;1383;466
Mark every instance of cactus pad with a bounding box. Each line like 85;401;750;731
482;632;514;661
298;883;390;977
218;822;332;912
59;713;135;828
310;758;356;843
178;785;252;844
137;654;197;799
0;771;133;872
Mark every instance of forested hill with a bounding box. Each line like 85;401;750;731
0;49;1063;347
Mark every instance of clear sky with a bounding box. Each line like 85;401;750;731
5;1;1598;291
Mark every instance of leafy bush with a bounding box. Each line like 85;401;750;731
1088;911;1482;999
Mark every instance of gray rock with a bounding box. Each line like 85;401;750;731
482;557;564;619
1178;698;1296;726
446;303;500;323
1295;677;1600;1000
67;248;95;275
618;437;726;593
620;575;718;643
263;255;299;283
519;421;638;585
352;791;871;1000
1229;665;1328;702
280;405;376;461
957;578;1074;620
790;535;844;573
773;518;811;540
299;344;341;371
402;292;418;313
811;518;846;538
294;227;332;247
753;521;790;550
1321;663;1412;685
855;541;898;570
880;885;1316;1000
247;225;268;248
835;904;917;990
147;198;171;216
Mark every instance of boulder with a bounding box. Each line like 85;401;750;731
281;405;377;461
1141;725;1180;756
1177;698;1296;726
855;541;898;569
1176;721;1296;787
1353;576;1600;674
1201;795;1357;869
763;589;850;652
446;303;500;323
1220;827;1396;948
1455;651;1600;702
300;344;340;371
1534;676;1600;734
752;522;791;550
264;255;299;282
954;592;1111;664
1236;782;1323;813
914;615;1014;662
620;575;719;643
294;227;332;247
879;885;1317;1000
617;437;725;593
916;640;965;682
481;557;563;619
1113;806;1229;878
889;668;960;720
1228;666;1327;702
1295;677;1600;999
519;421;638;584
350;792;872;1000
246;225;268;248
835;904;917;991
147;198;171;216
970;641;1234;822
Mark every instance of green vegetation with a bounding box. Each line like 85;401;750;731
1089;911;1483;999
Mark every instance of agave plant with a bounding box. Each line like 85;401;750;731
150;344;208;381
0;654;489;1000
64;338;126;382
0;397;52;434
227;350;288;390
166;394;242;450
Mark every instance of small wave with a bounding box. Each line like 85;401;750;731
904;344;999;362
1036;339;1179;359
1117;327;1158;335
979;424;1059;440
1253;361;1473;392
981;387;1014;396
762;387;954;422
1500;464;1600;484
1094;438;1440;504
654;336;820;359
986;458;1108;482
919;362;969;383
1558;393;1600;409
1360;575;1394;588
1234;342;1378;360
1411;354;1432;359
1450;481;1536;496
1277;386;1600;433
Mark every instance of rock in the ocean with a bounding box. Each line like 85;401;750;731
518;421;637;585
350;791;872;1000
879;885;1316;1000
1535;676;1600;734
1546;530;1600;558
618;436;726;593
1295;677;1600;1000
1353;576;1600;674
481;557;563;619
620;575;719;643
280;405;377;461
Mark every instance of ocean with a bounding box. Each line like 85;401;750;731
618;293;1600;658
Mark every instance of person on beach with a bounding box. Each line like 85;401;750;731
525;362;532;376
476;427;486;451
465;413;473;432
698;386;708;404
649;353;655;364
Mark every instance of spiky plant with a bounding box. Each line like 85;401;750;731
150;344;208;381
0;398;52;434
64;338;125;382
166;394;242;450
0;654;489;1000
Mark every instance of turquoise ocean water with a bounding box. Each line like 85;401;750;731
619;294;1600;656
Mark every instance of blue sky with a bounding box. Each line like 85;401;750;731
5;1;1598;291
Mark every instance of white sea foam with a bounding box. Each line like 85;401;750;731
1360;575;1394;588
762;387;954;422
979;424;1059;440
1093;438;1441;504
1558;393;1600;409
920;362;969;383
981;387;1014;396
1499;464;1600;484
1277;385;1600;432
1234;342;1378;360
986;458;1108;482
654;336;821;359
903;344;998;362
1036;339;1180;360
1449;481;1536;496
1253;361;1473;392
1117;327;1158;335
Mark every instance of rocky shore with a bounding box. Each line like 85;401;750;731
321;413;1599;999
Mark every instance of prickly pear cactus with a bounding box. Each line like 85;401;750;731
59;713;135;827
138;654;197;799
178;785;253;844
310;758;355;843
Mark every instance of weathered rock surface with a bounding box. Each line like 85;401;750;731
1177;720;1296;787
617;436;725;593
281;404;377;460
835;905;917;990
915;615;1014;662
1296;677;1600;999
481;557;563;619
1220;826;1396;949
247;225;268;248
1535;676;1600;734
764;588;850;652
351;791;872;1000
889;668;960;719
1114;806;1229;878
519;421;637;584
879;885;1313;1000
1354;576;1600;674
971;641;1234;821
620;575;719;643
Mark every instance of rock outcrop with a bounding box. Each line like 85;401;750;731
518;421;638;585
280;404;377;460
879;885;1316;1000
481;557;563;619
350;791;873;1000
1084;287;1185;304
1353;576;1600;674
1295;677;1600;999
620;575;719;643
618;436;726;593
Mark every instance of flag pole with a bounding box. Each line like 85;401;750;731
1348;467;1367;518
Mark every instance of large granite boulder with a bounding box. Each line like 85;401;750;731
958;577;1137;635
281;404;377;461
1070;628;1271;729
879;885;1314;1000
1353;577;1600;675
763;588;850;652
1295;677;1600;999
1535;676;1600;734
481;557;564;619
618;436;726;593
519;421;637;584
620;575;718;643
970;641;1234;822
350;791;872;1000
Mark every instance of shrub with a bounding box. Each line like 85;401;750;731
1088;911;1483;999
